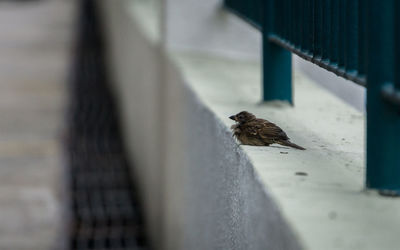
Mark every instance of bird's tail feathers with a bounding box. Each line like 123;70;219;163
279;140;306;150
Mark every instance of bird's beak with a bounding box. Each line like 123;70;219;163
229;115;236;121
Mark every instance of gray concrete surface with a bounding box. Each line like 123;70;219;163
0;0;75;249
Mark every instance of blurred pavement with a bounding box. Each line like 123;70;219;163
0;0;75;249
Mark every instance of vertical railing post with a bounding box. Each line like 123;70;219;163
262;0;292;103
366;0;400;195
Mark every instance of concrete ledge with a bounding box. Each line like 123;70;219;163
171;52;397;250
100;1;400;250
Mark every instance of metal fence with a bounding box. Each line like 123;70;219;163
224;0;400;195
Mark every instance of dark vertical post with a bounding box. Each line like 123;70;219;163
276;0;283;38
366;0;400;195
345;0;358;74
302;0;310;54
395;1;400;91
262;0;292;103
309;0;315;55
282;0;288;40
357;0;366;76
288;0;293;44
313;0;323;59
296;0;302;48
321;0;331;62
337;0;346;69
330;0;339;65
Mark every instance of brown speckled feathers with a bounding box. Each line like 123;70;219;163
229;111;305;150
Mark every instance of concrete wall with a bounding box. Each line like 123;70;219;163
99;1;301;249
99;1;165;248
162;60;301;250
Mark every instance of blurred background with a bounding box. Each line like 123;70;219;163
0;0;71;249
0;0;148;249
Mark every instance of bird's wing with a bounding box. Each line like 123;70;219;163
246;119;289;141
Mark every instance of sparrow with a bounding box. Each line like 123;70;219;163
229;111;305;150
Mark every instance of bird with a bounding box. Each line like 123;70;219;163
229;111;305;150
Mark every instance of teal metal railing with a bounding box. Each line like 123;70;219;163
224;0;400;195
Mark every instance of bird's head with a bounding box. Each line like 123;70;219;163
229;111;256;124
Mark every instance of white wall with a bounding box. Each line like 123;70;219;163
165;0;261;60
99;1;165;248
294;56;366;112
